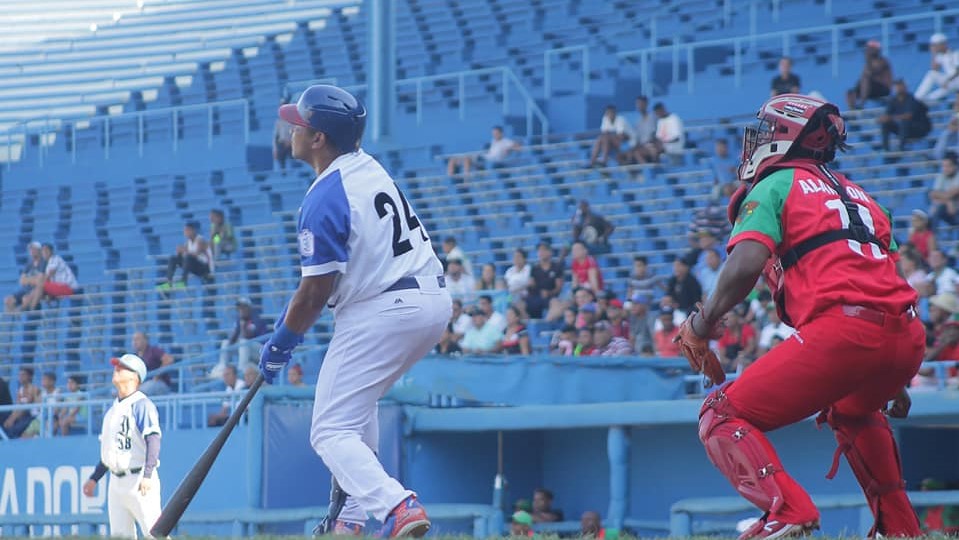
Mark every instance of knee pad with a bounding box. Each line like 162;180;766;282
699;391;785;514
819;409;919;536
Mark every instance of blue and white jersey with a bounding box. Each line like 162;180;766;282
297;150;442;309
99;391;161;473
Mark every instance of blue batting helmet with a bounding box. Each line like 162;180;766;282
278;84;366;153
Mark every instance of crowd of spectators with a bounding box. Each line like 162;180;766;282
0;367;89;439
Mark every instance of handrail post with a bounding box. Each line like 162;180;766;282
5;129;10;171
824;0;832;15
502;68;509;115
749;0;757;42
734;38;742;88
582;46;590;95
208;104;214;149
723;0;731;26
172;108;178;154
543;50;551;100
781;33;789;58
416;79;423;126
640;52;649;97
935;12;943;34
458;72;466;121
104;116;110;161
831;27;839;77
526;98;533;140
686;46;694;94
138;112;144;158
649;16;656;48
243;101;250;144
772;0;780;22
671;44;679;86
71;123;77;164
881;21;889;57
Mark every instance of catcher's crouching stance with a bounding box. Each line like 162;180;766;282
675;94;923;539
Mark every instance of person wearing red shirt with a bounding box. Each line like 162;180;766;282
907;209;936;263
570;241;604;292
680;94;923;538
716;306;758;371
653;307;681;357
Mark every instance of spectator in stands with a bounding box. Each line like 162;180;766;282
666;255;702;314
22;371;60;438
475;263;498;291
134;332;177;395
461;307;502;354
4;241;45;313
435;323;463;356
622;95;657;164
915;33;959;101
846;40;893;110
650;102;686;164
880;79;931;152
590;105;632;167
770;57;801;96
550;325;577;356
696;248;723;298
441;237;473;275
572;201;615;255
0;376;11;428
243;365;259;389
928;249;959;295
606;299;630;340
208;209;236;260
214;297;268;378
581;511;606;539
627;293;654;354
22;243;79;310
478;294;507;333
274;97;293;172
918;478;959;534
504;249;532;301
287;364;307;387
707;138;739;197
901;251;932;294
689;204;732;242
913;293;959;389
591;320;633;357
57;375;87;436
3;367;39;439
574;327;595;356
627;256;665;301
934;114;959;160
758;305;795;355
527;242;564;319
447;125;521;177
450;298;472;341
717;304;758;372
510;511;534;537
445;259;476;299
498;306;531;355
930;152;959;225
532;488;563;523
908;209;937;263
159;221;214;290
576;302;599;330
207;364;246;427
570;241;604;292
653;306;681;357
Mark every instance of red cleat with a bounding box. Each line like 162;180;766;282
332;520;364;536
738;515;819;540
377;496;430;538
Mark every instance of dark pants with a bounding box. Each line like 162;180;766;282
881;120;926;151
167;253;211;283
276;141;292;170
933;203;959;227
5;414;33;438
526;292;551;319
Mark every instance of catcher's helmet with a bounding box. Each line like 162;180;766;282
739;93;848;183
278;84;366;153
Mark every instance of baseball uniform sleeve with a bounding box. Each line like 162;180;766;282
298;171;351;277
879;204;900;253
131;398;162;438
727;169;793;254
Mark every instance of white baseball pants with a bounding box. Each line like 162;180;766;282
310;282;451;523
108;471;161;538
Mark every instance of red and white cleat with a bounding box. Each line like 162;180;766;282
332;520;364;536
738;515;820;540
377;496;431;538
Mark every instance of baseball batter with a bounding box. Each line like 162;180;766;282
675;94;923;539
259;84;451;537
83;354;163;538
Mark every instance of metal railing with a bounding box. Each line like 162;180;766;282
3;98;250;169
618;8;959;95
543;45;590;100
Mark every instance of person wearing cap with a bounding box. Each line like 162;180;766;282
213;297;268;378
847;40;893;110
912;293;959;389
879;79;932;152
4;240;45;313
591;321;634;357
606;299;630;340
82;354;162;538
916;32;959;101
510;510;534;537
908;209;937;262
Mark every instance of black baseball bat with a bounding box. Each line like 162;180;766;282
150;373;265;537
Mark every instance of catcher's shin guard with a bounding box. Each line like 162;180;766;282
315;476;350;536
699;392;786;515
819;409;920;537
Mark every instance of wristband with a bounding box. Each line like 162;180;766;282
272;322;304;350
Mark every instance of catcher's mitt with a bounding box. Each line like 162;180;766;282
673;303;725;387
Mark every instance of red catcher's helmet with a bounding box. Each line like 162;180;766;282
738;93;848;184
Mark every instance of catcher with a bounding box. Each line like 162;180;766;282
675;94;923;539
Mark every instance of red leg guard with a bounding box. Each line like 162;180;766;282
819;409;921;537
699;391;818;523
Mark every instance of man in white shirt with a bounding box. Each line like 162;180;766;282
652;102;685;164
446;126;521;177
758;307;795;354
915;33;959;101
207;364;246;427
21;243;80;310
445;259;476;299
159;221;214;290
590;105;633;167
503;248;531;299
